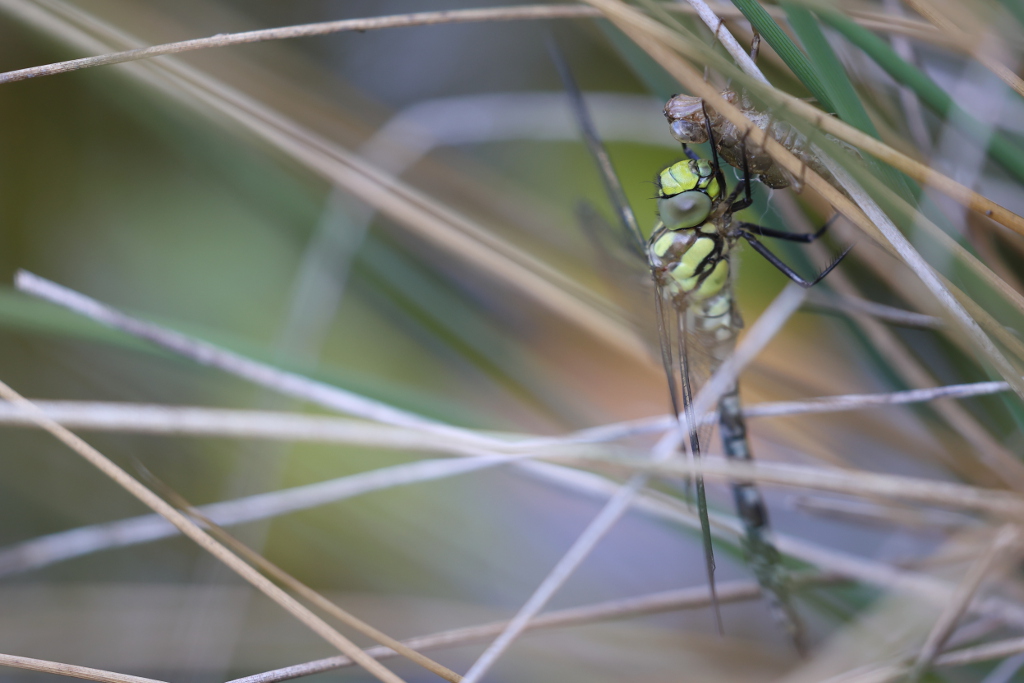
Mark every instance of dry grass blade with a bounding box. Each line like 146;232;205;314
0;374;1013;443
0;5;601;84
805;292;943;328
679;0;766;83
908;525;1023;680
0;379;410;683
743;381;1013;418
0;455;556;577
772;94;1024;240
791;497;976;532
936;635;1024;668
0;401;478;447
0;3;950;87
149;480;463;683
227;575;841;683
902;0;1024;98
15;270;494;444
596;457;1024;518
0;654;167;683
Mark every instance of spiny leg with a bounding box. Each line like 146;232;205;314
740;230;852;287
728;130;758;213
682;144;702;163
701;102;730;202
738;213;839;243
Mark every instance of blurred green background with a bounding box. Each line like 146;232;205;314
0;1;950;681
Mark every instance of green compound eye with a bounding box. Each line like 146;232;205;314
658;190;712;230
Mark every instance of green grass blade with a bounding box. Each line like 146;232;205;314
781;3;873;136
817;7;1024;184
995;0;1024;31
782;3;916;199
729;0;837;112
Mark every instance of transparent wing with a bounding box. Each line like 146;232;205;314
575;201;659;343
656;281;725;631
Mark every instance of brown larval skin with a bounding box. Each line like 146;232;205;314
663;90;844;192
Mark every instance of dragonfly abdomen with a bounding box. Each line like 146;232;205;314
720;388;769;529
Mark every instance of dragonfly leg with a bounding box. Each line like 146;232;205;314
702;101;728;195
727;131;755;213
740;230;851;287
682;144;702;163
737;213;839;243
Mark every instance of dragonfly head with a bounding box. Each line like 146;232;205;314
657;159;719;230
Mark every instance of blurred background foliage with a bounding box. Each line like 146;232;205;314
0;0;1021;681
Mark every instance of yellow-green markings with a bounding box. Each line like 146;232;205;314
673;235;715;279
652;231;676;258
652;159;730;303
657;159;720;197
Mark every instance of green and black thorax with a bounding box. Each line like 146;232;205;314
648;157;739;336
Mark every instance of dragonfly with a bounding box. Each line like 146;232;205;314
553;48;848;651
646;146;847;651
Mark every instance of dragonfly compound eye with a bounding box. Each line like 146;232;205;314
658;190;713;231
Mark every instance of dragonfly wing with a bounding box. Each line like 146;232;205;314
652;282;723;632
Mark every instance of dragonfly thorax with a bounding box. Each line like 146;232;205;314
648;226;730;305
